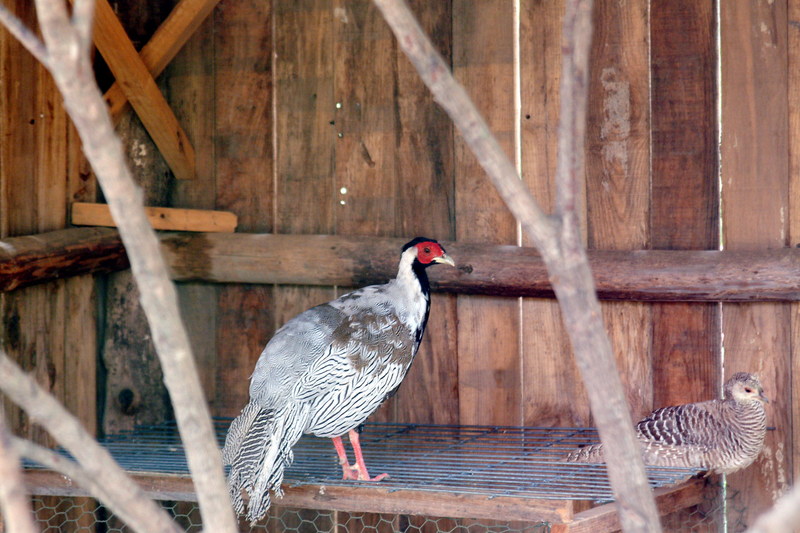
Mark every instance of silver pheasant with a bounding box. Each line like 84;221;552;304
222;238;454;522
566;372;768;474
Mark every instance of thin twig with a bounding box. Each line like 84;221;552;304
0;408;38;533
27;1;238;531
0;351;182;533
372;1;661;531
0;3;49;65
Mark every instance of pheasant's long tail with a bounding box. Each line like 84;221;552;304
222;401;309;523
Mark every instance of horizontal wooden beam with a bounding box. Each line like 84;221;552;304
23;469;572;523
4;230;800;302
25;469;707;526
72;203;238;233
0;228;127;292
162;233;800;302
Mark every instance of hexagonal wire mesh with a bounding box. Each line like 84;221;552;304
19;421;746;532
27;496;552;532
25;481;747;533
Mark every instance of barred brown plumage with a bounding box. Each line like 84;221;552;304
222;237;455;523
566;372;768;475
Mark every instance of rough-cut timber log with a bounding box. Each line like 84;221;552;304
0;228;127;292
4;230;800;302
161;233;800;302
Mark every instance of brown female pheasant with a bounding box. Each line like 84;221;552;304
566;372;768;474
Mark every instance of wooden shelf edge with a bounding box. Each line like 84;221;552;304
24;469;572;524
550;477;708;533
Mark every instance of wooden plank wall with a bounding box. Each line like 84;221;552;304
1;0;798;531
0;1;94;441
720;2;793;530
0;1;97;528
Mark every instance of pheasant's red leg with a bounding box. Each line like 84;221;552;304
331;436;360;480
348;429;389;481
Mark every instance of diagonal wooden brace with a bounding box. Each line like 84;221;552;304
104;0;222;122
88;0;198;180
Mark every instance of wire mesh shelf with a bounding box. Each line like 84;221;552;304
27;419;702;504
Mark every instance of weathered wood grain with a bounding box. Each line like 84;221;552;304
90;0;196;181
586;0;652;419
105;0;222;121
519;0;587;428
23;469;574;524
453;0;520;428
7;230;800;301
720;0;792;528
551;478;706;533
165;4;219;405
100;76;175;437
71;202;238;233
649;0;720;419
788;0;800;487
273;0;337;341
160;234;800;302
388;0;458;428
212;0;274;417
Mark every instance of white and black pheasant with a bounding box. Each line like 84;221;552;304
222;237;454;522
566;372;768;474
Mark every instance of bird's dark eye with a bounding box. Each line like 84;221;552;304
744;387;753;393
423;247;431;254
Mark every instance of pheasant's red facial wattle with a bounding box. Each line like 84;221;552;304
414;242;445;264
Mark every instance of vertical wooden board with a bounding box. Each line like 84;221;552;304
584;0;652;420
213;0;275;417
1;1;39;237
519;0;589;427
332;0;398;238
272;0;337;354
649;0;720;410
63;276;97;433
788;0;800;485
389;0;458;426
453;0;520;428
720;0;792;525
214;0;273;233
275;0;336;235
167;12;219;405
100;31;174;435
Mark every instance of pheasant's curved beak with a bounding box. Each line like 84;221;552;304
760;390;770;404
434;253;455;267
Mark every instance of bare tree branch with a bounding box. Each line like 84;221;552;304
0;351;181;533
747;483;800;533
0;4;48;65
13;2;238;531
371;1;661;531
71;0;96;55
0;407;37;533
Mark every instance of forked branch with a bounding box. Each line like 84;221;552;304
0;2;237;532
371;0;661;531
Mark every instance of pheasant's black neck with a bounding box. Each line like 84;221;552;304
411;260;432;300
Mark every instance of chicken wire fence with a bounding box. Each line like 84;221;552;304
18;420;746;532
26;486;746;532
